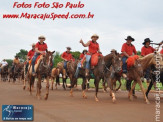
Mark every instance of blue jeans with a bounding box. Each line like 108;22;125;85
85;55;91;69
63;61;68;69
122;56;128;73
75;62;81;78
32;53;40;73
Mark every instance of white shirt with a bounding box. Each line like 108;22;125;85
0;61;8;67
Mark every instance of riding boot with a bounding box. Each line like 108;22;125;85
126;80;131;91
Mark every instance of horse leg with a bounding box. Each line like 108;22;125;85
138;80;150;104
115;78;121;91
36;75;41;100
82;78;87;99
128;81;137;101
146;81;153;98
95;77;100;102
44;77;49;100
70;78;77;97
62;78;66;90
51;77;54;90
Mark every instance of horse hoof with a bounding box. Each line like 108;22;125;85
44;95;48;100
83;96;87;99
23;86;26;90
133;95;137;99
112;98;116;103
95;97;99;102
146;101;150;104
129;97;133;101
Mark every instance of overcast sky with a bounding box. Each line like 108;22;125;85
0;0;163;61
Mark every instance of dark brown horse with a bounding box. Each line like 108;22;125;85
8;63;24;82
68;53;122;101
27;51;55;100
0;65;9;81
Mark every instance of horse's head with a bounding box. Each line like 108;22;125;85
111;53;122;73
42;50;55;66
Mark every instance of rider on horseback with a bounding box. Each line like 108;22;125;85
79;49;88;60
32;35;48;76
0;59;8;72
25;43;35;74
141;38;155;84
12;56;19;72
79;34;100;76
61;47;73;76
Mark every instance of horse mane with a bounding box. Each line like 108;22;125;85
138;53;155;70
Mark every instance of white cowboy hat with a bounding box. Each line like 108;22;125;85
91;34;99;39
38;35;46;40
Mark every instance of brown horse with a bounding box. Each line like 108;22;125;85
55;61;68;90
68;53;122;101
51;67;61;90
0;65;9;81
127;53;162;104
8;63;24;82
27;51;55;100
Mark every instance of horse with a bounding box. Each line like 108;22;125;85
55;61;68;90
0;65;9;81
27;50;55;100
8;63;24;82
51;67;61;90
68;53;122;101
126;53;162;104
146;57;163;98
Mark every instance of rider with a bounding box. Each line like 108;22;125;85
61;47;73;71
80;34;100;76
12;56;20;72
121;36;137;95
0;59;8;72
79;49;88;60
121;36;137;75
25;43;35;74
141;38;155;84
32;35;48;76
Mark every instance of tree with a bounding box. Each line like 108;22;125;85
16;49;28;62
71;51;81;59
6;59;13;66
137;51;141;55
53;52;62;67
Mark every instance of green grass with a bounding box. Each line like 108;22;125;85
52;78;163;91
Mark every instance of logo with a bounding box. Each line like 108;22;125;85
2;105;33;121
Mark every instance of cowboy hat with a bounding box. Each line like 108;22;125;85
66;47;72;50
91;34;99;39
142;38;153;45
38;35;46;40
111;49;116;52
125;36;135;41
31;43;35;46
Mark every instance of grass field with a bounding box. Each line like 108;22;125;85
55;78;163;91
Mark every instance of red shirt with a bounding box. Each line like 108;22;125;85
121;43;137;56
160;49;163;54
35;42;47;51
141;46;155;56
27;49;35;59
89;41;99;54
61;51;72;61
80;53;85;59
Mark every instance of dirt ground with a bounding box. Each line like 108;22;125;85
0;81;162;122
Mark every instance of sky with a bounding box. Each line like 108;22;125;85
0;0;163;60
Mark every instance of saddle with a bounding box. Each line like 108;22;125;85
28;55;43;74
91;53;103;67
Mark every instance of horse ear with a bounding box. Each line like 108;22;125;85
52;51;55;54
